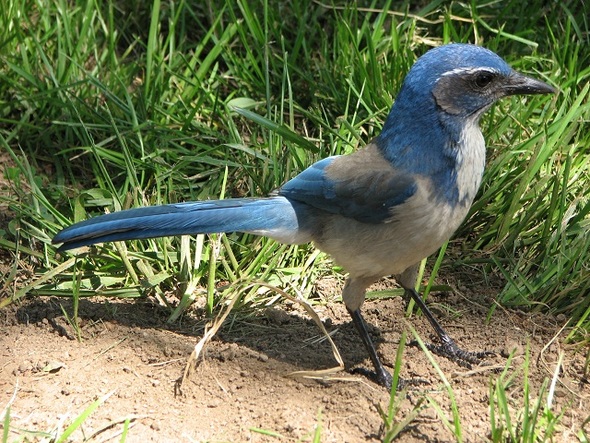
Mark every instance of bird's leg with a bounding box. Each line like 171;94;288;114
342;277;394;388
348;308;429;390
344;276;428;389
348;307;393;389
404;287;493;367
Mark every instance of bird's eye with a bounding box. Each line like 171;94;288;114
474;72;494;88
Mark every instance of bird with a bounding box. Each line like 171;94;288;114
53;43;554;389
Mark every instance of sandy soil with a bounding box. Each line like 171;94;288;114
1;280;588;442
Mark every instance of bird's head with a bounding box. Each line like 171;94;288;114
401;43;555;120
378;43;554;182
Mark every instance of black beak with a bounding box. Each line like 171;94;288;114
503;71;556;96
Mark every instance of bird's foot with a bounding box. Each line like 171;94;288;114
352;366;393;389
351;366;428;391
409;336;494;368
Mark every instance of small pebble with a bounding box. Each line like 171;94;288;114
265;308;291;325
501;340;524;357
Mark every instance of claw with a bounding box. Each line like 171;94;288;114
408;336;494;368
352;366;393;389
351;366;429;390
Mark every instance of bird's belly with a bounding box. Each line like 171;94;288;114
315;200;470;279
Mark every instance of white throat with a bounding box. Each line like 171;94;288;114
455;120;486;204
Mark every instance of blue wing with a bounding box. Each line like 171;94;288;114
278;144;417;224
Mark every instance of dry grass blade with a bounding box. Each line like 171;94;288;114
178;280;345;391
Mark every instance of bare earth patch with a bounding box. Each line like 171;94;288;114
1;283;588;442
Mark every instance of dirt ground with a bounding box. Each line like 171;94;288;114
1;277;589;442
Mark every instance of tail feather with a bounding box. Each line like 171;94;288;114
53;196;307;251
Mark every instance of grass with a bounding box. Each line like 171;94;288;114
1;0;589;441
488;346;566;442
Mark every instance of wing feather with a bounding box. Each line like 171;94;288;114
278;143;417;224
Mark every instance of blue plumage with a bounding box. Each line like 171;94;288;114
53;197;310;250
53;43;554;388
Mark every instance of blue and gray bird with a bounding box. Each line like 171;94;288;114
53;44;554;388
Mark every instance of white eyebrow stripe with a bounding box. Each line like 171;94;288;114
441;67;500;77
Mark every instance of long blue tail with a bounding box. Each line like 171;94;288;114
53;196;308;251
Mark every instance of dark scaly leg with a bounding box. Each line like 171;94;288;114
342;277;399;388
398;264;493;367
404;287;493;367
348;307;428;390
348;307;393;389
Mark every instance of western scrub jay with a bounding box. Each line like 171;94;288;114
53;43;554;388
